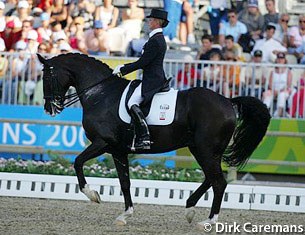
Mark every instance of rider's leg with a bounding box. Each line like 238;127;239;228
128;84;151;150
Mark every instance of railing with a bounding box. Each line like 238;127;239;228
0;52;305;119
0;172;304;212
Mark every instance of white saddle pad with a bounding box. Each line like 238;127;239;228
119;82;178;125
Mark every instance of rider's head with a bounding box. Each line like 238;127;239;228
146;9;169;30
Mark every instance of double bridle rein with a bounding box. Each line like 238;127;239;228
44;66;114;111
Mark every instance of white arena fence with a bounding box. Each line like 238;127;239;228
0;52;305;119
0;172;304;213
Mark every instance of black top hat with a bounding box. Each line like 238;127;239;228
146;9;169;27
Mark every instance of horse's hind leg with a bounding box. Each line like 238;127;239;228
112;152;134;226
74;139;107;203
186;147;227;225
185;147;212;223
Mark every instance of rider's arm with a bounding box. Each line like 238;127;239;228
121;39;160;75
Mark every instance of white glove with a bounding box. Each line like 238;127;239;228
112;64;124;77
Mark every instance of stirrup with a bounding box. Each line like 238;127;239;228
130;137;151;151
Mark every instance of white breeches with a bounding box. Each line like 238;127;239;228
128;83;144;109
263;90;289;108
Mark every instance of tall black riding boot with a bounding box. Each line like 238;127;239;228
129;104;151;150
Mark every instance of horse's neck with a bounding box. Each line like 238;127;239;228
78;78;129;107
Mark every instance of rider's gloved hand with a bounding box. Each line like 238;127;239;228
112;65;124;77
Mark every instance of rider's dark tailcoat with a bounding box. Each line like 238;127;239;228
120;31;167;105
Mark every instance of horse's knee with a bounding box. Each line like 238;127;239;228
120;179;131;193
74;156;84;170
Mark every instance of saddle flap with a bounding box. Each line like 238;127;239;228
119;81;178;126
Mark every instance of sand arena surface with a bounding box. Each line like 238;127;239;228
0;197;304;235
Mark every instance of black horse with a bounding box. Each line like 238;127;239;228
37;53;270;226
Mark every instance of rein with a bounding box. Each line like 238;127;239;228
45;66;116;108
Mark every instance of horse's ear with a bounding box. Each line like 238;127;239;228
37;53;48;65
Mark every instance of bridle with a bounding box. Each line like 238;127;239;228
43;66;115;113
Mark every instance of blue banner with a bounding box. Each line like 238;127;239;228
0;105;85;152
0;105;176;166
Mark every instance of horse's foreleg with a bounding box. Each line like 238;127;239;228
185;179;211;223
112;153;133;226
74;140;107;203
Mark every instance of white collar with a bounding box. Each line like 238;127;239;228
149;28;163;38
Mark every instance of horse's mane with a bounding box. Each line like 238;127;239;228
51;53;113;73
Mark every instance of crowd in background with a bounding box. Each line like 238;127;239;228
0;0;304;118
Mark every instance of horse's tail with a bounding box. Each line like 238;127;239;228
223;96;271;168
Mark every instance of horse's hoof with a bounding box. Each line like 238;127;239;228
91;190;101;203
197;221;214;232
185;208;195;223
114;218;127;226
82;185;101;203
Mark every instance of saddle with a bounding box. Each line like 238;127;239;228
119;79;178;126
125;78;172;116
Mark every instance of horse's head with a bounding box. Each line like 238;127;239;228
37;54;72;116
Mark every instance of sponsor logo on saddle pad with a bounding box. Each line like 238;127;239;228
119;83;178;125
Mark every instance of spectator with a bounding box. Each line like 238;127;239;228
31;7;44;29
37;0;53;13
68;17;86;54
196;34;222;67
84;20;109;56
50;0;68;29
222;50;241;97
288;15;305;54
4;40;28;104
107;0;144;54
10;1;31;25
222;35;244;61
33;43;49;105
273;13;290;47
0;20;20;51
291;77;305;118
4;0;17;16
202;52;222;90
238;0;264;41
26;29;39;54
0;38;8;93
59;41;72;54
263;0;279;31
17;19;41;44
0;1;6;32
179;0;196;44
37;12;52;42
68;0;95;31
263;52;293;117
163;0;183;42
244;49;267;98
208;0;228;37
218;9;247;46
50;30;68;53
50;20;66;43
251;23;287;63
176;54;200;90
95;0;119;30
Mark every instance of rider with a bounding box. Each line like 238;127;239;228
112;9;169;151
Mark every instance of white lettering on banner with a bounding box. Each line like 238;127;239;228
46;125;61;147
22;124;36;145
3;123;20;144
62;126;77;147
79;128;86;147
1;123;86;149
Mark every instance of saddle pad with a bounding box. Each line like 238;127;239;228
119;82;178;125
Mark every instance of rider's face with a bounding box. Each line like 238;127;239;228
148;18;159;30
